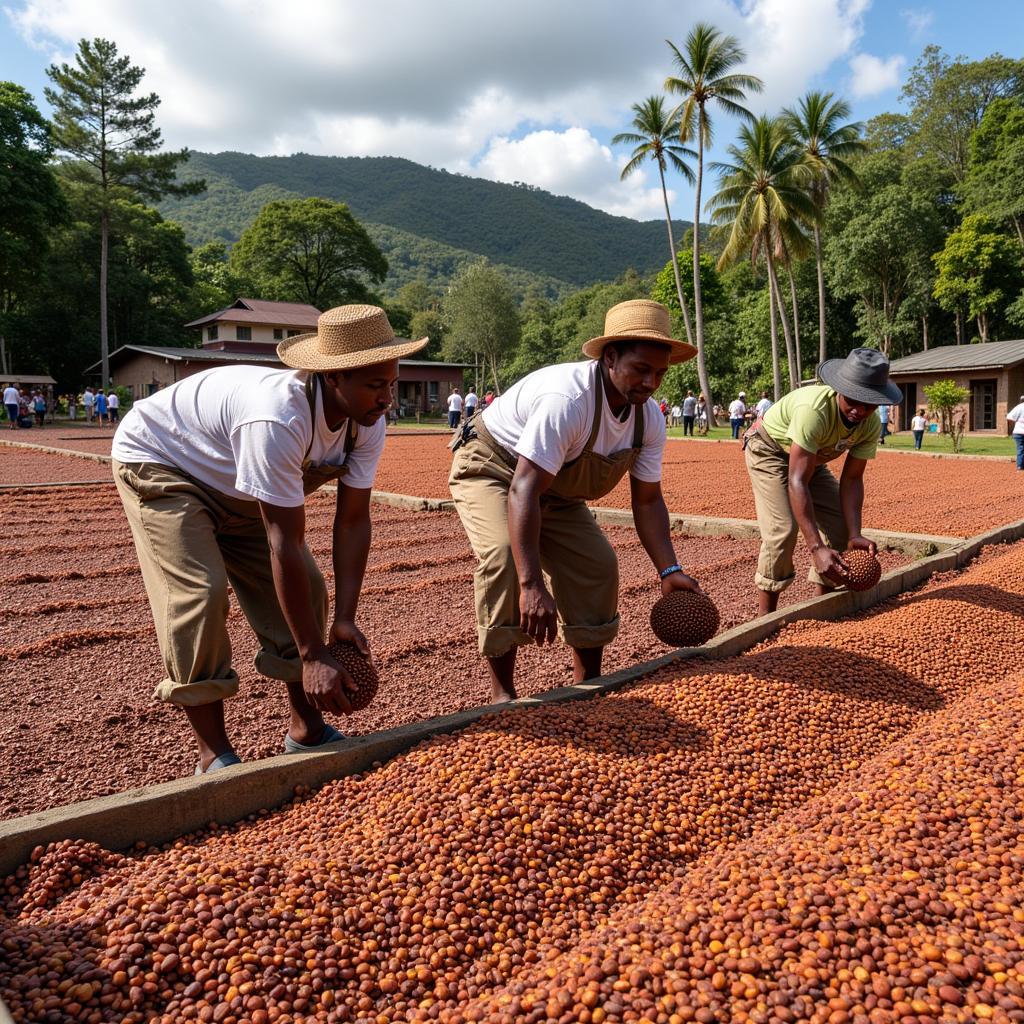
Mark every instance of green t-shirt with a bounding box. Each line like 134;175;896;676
761;385;880;462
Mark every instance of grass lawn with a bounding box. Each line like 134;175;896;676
666;425;737;441
878;431;1015;457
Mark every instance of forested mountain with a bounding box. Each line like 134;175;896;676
159;151;689;292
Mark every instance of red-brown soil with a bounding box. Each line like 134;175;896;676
0;486;906;819
1;536;1022;1024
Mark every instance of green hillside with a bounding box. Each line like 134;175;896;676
160;151;689;292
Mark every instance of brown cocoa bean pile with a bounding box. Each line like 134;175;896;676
1;537;1022;1023
0;447;114;484
2;487;902;819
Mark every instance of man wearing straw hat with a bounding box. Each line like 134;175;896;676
742;347;902;615
449;298;704;703
111;305;427;773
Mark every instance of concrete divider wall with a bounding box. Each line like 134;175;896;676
2;515;1022;878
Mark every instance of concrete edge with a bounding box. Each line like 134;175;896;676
0;480;116;491
0;437;113;464
6;517;1024;875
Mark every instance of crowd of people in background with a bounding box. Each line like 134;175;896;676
446;386;493;428
1;384;122;428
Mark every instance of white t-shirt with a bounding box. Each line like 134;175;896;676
911;415;928;432
755;398;773;417
107;392;119;409
112;366;386;507
729;399;746;418
682;396;696;416
83;390;94;407
480;360;666;482
465;392;478;409
671;405;682;418
447;393;463;413
1007;403;1024;435
3;387;18;405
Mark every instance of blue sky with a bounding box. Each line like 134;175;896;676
1;0;1021;221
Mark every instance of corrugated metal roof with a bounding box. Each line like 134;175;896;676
185;298;321;329
889;339;1024;374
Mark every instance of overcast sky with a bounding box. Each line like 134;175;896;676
2;0;1021;222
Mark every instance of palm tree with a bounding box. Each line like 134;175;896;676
612;97;698;348
709;116;818;398
666;22;762;422
782;91;865;364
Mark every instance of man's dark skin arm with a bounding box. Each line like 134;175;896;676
332;483;373;655
260;501;355;715
788;446;875;585
508;458;559;644
630;476;701;596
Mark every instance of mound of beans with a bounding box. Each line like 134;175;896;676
2;542;1024;1023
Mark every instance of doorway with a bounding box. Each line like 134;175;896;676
899;382;917;433
970;379;997;430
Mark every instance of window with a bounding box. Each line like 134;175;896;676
287;329;301;337
236;326;252;341
970;379;997;430
428;381;439;402
207;325;218;341
273;329;283;340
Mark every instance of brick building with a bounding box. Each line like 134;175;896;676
888;339;1024;434
92;298;468;414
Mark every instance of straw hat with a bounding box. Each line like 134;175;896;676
277;304;429;371
581;299;697;364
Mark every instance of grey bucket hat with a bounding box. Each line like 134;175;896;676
817;348;903;406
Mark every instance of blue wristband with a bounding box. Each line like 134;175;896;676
659;563;683;580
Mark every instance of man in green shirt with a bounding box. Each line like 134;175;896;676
742;348;903;615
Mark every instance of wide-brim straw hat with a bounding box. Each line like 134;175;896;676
277;304;429;371
818;347;903;406
581;299;697;365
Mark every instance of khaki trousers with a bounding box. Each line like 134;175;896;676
448;439;620;657
743;433;848;593
113;460;327;706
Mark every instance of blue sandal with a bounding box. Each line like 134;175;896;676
284;724;346;754
194;752;242;775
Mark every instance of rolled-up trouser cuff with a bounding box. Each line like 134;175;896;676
479;624;532;658
254;649;303;683
561;614;620;650
154;670;240;707
755;570;796;594
807;567;838;590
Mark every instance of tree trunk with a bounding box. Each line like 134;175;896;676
0;334;8;377
692;125;716;426
955;312;964;345
658;166;695;349
772;272;797;391
766;249;797;395
787;264;802;382
489;353;501;395
1013;214;1024;250
100;207;110;389
978;312;988;343
767;270;782;401
922;314;929;350
814;225;827;364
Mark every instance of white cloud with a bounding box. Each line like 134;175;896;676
848;52;905;98
477;127;675;220
7;0;878;217
900;7;934;40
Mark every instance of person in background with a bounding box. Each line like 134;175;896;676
17;389;31;427
878;401;889;443
670;402;681;428
83;387;95;422
681;390;696;436
729;392;747;440
108;388;120;423
696;395;708;434
755;391;773;419
3;383;19;430
94;388;108;426
464;386;478;421
446;387;463;429
911;408;928;451
68;393;77;421
484;391;495;407
1007;395;1024;470
33;391;46;427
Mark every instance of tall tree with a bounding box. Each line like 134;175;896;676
901;46;1024;182
0;82;66;376
709;116;817;398
666;22;762;420
612;96;697;349
442;261;520;395
960;98;1024;249
783;91;865;362
45;38;202;387
230;197;388;308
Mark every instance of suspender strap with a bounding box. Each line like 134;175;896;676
304;373;357;460
632;401;645;448
590;363;645;452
